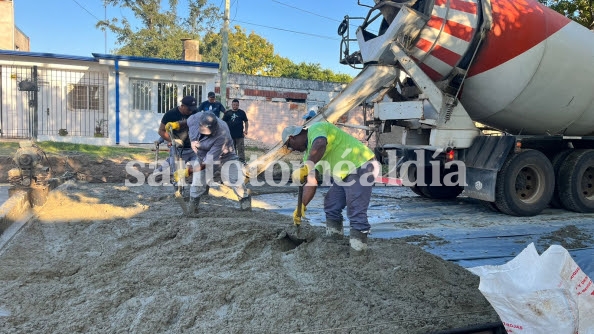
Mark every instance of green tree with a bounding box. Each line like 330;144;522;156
201;26;275;75
200;26;351;82
97;1;352;82
97;0;220;58
540;0;594;29
270;59;351;83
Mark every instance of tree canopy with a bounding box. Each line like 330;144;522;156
97;0;220;59
539;0;594;29
200;26;276;76
97;0;352;83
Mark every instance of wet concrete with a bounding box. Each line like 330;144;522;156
256;185;594;278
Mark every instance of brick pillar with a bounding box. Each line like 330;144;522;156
181;39;202;62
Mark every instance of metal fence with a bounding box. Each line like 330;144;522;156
0;65;108;139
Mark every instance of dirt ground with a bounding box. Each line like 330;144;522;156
0;154;501;333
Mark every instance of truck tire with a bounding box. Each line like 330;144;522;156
418;184;463;199
417;165;463;199
549;150;572;208
481;201;500;212
409;185;425;197
494;150;554;216
558;149;594;213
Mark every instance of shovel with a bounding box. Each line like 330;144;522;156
154;141;160;166
167;128;189;215
295;185;303;226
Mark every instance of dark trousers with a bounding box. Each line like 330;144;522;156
233;137;245;162
323;161;377;232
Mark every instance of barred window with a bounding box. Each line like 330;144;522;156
183;84;202;104
132;80;152;111
158;82;178;113
68;84;104;110
130;79;205;113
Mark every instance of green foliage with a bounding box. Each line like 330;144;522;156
97;0;220;58
35;141;152;160
540;0;594;29
270;57;352;82
0;141;265;161
0;141;151;160
201;27;352;83
201;26;276;75
97;1;352;83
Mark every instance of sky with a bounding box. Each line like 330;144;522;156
14;0;374;77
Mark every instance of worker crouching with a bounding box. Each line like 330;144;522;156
282;122;380;251
169;112;251;217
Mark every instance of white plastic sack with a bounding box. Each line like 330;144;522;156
469;243;594;334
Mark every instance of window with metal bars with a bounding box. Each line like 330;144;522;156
132;80;151;111
131;79;204;114
67;84;104;110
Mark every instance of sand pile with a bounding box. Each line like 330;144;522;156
0;183;499;333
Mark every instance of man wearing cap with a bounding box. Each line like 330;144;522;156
303;110;317;123
173;112;251;217
282;122;379;251
198;92;226;118
158;96;199;178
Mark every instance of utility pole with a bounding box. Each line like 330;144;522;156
104;2;107;53
220;0;230;109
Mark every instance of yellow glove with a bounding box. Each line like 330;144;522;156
173;168;189;183
165;121;180;132
293;204;307;225
291;165;309;184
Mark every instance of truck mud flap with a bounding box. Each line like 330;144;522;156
463;136;515;202
465;167;497;201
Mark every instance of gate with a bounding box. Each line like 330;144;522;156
0;65;36;138
0;65;108;139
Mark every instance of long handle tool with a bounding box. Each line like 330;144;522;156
295;185;303;226
167;128;189;215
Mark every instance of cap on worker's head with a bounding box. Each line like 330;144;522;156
207;91;216;98
199;112;219;135
302;110;317;120
281;126;304;145
181;96;197;110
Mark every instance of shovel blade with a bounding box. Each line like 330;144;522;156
175;190;189;215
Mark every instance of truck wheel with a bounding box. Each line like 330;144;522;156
418;184;463;199
494;150;554;216
409;185;425;197
549;150;572;208
481;201;500;212
417;165;463;199
558;149;594;213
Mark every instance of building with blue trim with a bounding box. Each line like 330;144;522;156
0;49;219;145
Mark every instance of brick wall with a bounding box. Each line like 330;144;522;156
220;73;378;149
14;27;29;51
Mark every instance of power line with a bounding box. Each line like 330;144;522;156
230;19;339;40
270;0;342;23
70;0;102;22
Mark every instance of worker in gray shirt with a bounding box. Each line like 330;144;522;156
174;112;251;217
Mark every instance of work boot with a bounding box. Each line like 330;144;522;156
349;229;369;252
187;196;200;218
239;196;252;211
325;220;344;237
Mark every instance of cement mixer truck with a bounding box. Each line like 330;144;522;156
246;0;594;217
